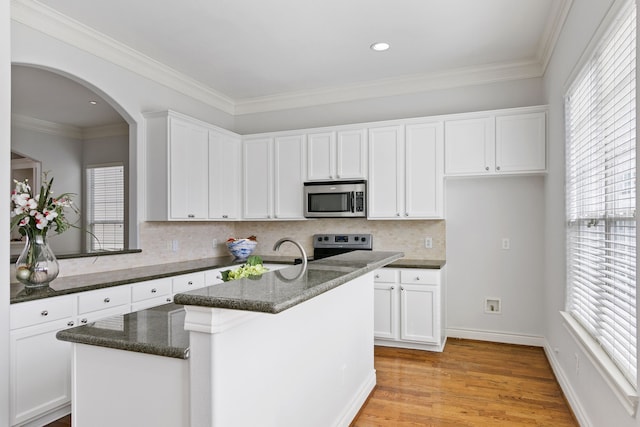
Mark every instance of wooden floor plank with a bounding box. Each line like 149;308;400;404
351;339;578;427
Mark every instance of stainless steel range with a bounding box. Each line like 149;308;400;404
312;233;373;260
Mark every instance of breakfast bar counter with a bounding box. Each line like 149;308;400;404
57;250;404;427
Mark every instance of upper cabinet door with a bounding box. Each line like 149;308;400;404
243;138;273;219
444;117;495;175
273;134;306;219
368;126;404;218
209;131;241;220
307;132;336;181
405;122;444;218
495;112;546;173
169;118;209;219
336;129;367;180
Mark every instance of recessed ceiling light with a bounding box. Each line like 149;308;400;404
89;100;98;105
370;42;390;52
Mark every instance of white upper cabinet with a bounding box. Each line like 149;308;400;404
495;112;546;173
209;131;241;220
444;108;546;176
145;111;210;221
243;134;306;220
368;123;444;219
307;129;367;181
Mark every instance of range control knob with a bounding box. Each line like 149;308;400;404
361;237;367;242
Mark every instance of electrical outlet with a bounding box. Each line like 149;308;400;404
212;238;218;249
425;237;433;249
502;238;510;250
172;240;179;252
574;353;580;375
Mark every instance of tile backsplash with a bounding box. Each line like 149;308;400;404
51;219;445;276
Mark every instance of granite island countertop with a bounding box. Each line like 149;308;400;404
173;250;404;313
57;250;404;358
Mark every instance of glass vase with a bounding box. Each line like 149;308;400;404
15;233;60;288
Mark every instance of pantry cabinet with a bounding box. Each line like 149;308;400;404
373;267;446;352
444;109;546;176
243;135;305;219
368;122;443;219
307;129;367;181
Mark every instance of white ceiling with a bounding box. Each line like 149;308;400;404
11;0;571;125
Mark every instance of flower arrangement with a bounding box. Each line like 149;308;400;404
10;175;77;287
10;175;77;238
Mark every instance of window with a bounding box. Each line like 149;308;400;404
565;1;636;390
86;164;125;252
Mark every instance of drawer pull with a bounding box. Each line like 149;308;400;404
151;288;157;293
375;274;380;279
401;286;405;291
166;297;172;302
415;277;421;281
216;275;222;280
41;310;48;317
67;321;75;327
104;297;111;303
390;286;395;290
81;318;88;324
188;281;193;285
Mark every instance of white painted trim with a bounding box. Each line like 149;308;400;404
334;370;376;427
10;0;235;114
183;305;261;334
560;311;639;416
543;339;592;427
10;0;565;115
12;113;81;138
234;60;544;115
446;327;545;347
537;0;574;73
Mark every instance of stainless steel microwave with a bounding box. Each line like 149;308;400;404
304;180;366;218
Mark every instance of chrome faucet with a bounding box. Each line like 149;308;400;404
273;238;308;271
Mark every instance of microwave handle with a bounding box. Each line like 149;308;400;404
350;192;355;213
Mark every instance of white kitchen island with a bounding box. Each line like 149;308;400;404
57;251;403;427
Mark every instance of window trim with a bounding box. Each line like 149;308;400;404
85;162;125;252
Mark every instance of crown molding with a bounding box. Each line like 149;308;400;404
536;0;573;73
11;0;565;116
12;113;82;138
83;122;128;140
11;0;235;114
234;60;544;115
12;113;128;139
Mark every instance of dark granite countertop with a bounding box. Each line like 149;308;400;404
10;255;298;304
56;250;404;358
173;250;404;313
388;258;446;269
57;303;189;359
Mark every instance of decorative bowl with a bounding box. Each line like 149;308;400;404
226;239;257;260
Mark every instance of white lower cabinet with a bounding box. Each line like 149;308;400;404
10;296;75;426
373;267;446;352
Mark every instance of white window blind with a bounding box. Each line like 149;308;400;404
86;164;125;252
565;2;637;387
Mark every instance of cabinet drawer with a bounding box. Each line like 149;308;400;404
205;269;224;286
77;286;130;315
400;269;441;285
172;272;206;293
374;269;398;283
11;296;74;330
77;305;131;327
131;278;172;302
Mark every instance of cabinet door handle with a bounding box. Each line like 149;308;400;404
400;286;405;291
390;286;395;290
67;321;75;327
396;213;400;217
81;318;88;324
496;166;501;171
375;274;380;279
415;277;421;281
41;310;48;316
222;215;228;219
404;213;409;217
166;297;172;302
188;281;193;285
216;275;222;280
151;288;157;293
188;214;195;218
485;166;490;171
104;297;111;303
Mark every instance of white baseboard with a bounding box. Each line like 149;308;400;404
542;339;590;427
337;369;376;427
446;327;545;347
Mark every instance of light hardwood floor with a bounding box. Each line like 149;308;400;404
352;339;578;426
46;339;577;426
